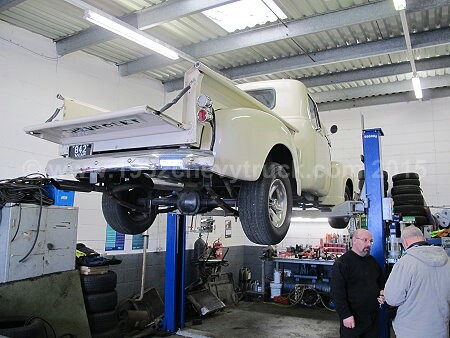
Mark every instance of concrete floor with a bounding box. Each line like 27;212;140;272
178;301;341;338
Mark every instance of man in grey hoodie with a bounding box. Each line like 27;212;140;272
384;225;450;338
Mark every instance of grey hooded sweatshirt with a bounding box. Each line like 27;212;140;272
384;245;450;338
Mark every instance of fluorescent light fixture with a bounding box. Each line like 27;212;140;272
84;10;178;60
203;0;287;33
393;0;406;11
290;217;329;223
412;76;423;99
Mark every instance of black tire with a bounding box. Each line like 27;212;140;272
81;271;117;294
393;194;425;206
88;311;119;334
358;170;388;181
393;179;420;187
329;185;352;229
102;187;157;235
407;216;429;226
0;317;46;338
238;162;293;245
84;291;118;313
391;185;422;196
394;205;427;217
92;325;122;338
392;172;419;181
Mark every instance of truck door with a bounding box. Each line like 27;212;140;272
307;95;332;195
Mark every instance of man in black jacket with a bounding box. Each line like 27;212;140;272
331;229;385;338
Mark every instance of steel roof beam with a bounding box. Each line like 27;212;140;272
223;28;450;80
302;56;450;88
317;87;450;111
311;74;450;103
163;28;450;91
0;0;26;12
119;0;447;76
56;0;237;55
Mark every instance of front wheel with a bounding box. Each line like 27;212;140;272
238;162;293;245
328;185;352;229
102;187;157;234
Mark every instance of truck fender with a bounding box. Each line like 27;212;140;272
319;162;355;206
209;107;302;194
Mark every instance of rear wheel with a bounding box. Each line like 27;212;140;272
238;162;293;245
102;187;157;234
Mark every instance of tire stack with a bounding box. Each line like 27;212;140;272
391;173;428;226
80;271;122;338
358;170;389;196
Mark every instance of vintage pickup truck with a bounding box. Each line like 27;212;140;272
25;62;354;245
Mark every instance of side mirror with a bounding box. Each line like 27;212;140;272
330;125;338;134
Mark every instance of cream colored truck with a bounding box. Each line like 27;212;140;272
25;62;355;245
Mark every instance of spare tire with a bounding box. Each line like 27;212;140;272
392;172;419;181
393;179;420;187
102;188;157;235
0;317;46;338
81;271;117;294
393;194;425;206
391;185;422;196
394;205;427;217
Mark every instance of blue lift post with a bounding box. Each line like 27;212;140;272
162;213;186;333
362;128;389;338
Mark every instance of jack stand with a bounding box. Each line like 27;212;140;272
362;128;389;338
162;213;186;333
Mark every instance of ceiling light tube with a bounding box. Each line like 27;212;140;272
393;0;406;11
412;76;423;99
84;10;178;60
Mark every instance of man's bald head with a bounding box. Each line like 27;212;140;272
353;229;371;239
352;229;373;257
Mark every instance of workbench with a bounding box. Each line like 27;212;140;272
261;257;336;296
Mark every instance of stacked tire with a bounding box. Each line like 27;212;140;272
391;173;428;226
80;271;122;338
358;170;389;197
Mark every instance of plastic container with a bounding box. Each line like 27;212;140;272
44;185;75;206
270;282;282;299
274;269;281;283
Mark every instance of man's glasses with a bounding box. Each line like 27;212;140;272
354;237;374;245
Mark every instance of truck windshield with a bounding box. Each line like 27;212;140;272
245;89;276;109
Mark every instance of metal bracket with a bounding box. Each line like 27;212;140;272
291;200;365;218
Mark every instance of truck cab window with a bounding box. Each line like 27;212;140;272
308;95;321;131
245;89;276;109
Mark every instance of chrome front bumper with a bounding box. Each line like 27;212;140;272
46;149;215;176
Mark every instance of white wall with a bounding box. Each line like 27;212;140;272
0;22;166;252
280;96;450;249
320;97;450;207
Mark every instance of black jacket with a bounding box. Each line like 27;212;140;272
331;250;385;320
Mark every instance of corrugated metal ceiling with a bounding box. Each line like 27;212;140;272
0;0;449;102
